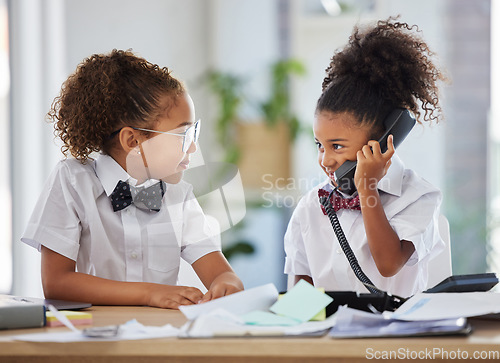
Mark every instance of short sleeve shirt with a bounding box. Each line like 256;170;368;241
21;154;221;285
284;155;444;298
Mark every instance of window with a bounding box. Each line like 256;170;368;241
0;0;11;293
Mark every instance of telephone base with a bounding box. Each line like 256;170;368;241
425;273;499;294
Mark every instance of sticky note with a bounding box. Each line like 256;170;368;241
278;287;327;321
310;307;326;321
240;310;300;326
270;280;333;323
45;310;93;327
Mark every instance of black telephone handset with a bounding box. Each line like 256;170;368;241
335;108;416;195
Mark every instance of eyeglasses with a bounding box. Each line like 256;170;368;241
109;120;200;153
132;120;200;153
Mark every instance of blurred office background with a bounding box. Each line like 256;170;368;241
0;0;498;297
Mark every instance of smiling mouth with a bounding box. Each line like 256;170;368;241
179;161;190;169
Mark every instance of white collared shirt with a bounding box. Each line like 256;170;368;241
22;154;220;285
284;155;444;298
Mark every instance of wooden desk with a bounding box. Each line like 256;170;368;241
1;306;499;362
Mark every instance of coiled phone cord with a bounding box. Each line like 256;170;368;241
319;189;380;294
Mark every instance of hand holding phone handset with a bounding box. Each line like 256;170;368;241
335;108;416;195
320;108;416;295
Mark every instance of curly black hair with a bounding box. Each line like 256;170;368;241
316;17;446;137
47;49;185;162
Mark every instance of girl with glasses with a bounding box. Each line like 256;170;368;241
21;49;243;309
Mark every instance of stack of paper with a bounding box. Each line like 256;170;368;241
330;292;500;339
179;281;335;337
329;306;470;338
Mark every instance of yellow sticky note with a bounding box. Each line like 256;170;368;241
45;310;93;327
310;287;327;321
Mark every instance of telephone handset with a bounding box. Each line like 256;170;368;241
334;108;416;195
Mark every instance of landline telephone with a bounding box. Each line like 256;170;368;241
325;273;499;316
335;108;416;195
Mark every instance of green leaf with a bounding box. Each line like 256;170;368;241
223;241;256;261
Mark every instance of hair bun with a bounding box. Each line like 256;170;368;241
321;17;445;123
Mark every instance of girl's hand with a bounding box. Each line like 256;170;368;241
148;285;204;309
199;272;243;303
354;135;395;194
200;282;241;303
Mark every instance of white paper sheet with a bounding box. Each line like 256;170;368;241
179;283;279;320
392;292;500;321
12;319;179;342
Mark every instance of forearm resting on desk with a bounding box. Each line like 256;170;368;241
41;246;203;309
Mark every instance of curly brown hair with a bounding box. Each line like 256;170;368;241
47;49;185;162
316;17;446;136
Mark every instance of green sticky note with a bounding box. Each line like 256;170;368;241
270;280;333;323
240;310;300;326
310;307;326;321
278;287;327;321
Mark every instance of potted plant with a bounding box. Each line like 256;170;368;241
203;59;306;261
205;59;306;190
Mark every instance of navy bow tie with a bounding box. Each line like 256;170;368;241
110;180;165;212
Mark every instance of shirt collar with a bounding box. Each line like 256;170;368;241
94;154;130;196
94;154;160;196
319;153;405;198
377;153;404;197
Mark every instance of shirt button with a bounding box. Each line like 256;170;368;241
336;248;342;254
131;252;137;259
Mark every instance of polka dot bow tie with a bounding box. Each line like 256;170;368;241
318;188;361;215
110;180;165;212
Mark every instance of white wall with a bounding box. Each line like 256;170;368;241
64;0;212;149
210;0;280;118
